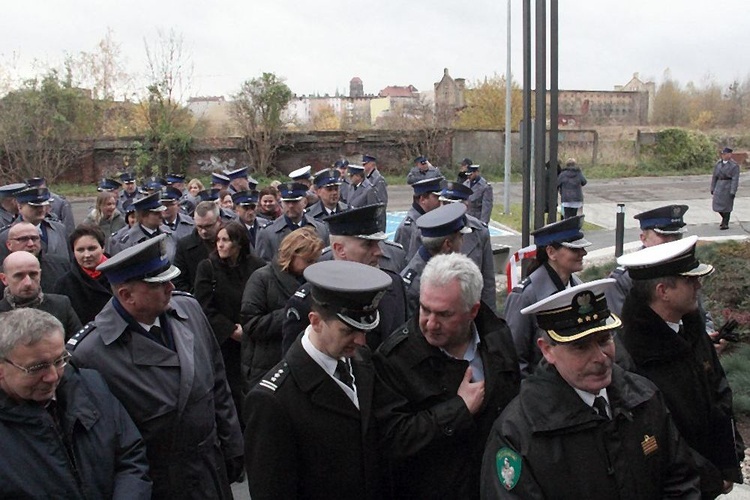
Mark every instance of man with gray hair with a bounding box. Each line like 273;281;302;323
374;253;520;499
0;308;151;498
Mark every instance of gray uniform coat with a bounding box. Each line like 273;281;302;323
711;159;740;213
68;293;243;500
163;213;195;242
464;176;493;223
255;216;329;262
107;223;176;262
367;169;388;205
393;204;423;262
0;218;70;261
400;247;430;317
347;178;381;209
48;191;75;235
503;264;581;377
463;214;497;312
305;200;347;220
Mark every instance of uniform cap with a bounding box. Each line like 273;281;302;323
616;235;713;280
279;182;308;201
224;167;248;181
416;202;472;237
197;188;221;202
0;183;28;199
304;260;391;331
439;181;473;202
142;177;167;191
634;205;688;234
160;186;183;202
15;187;50;206
722;147;733;154
333;159;350;169
119;172;136;184
347;164;365;175
313;168;343;188
25;177;46;188
412;176;445;196
414;156;427;164
97;233;180;285
362;154;377;164
211;172;231;186
521;278;621;343
132;191;167;212
98;178;122;192
165;173;186;184
532;215;591;249
466;164;480;172
323;204;386;240
232;190;259;206
289;166;312;181
460;158;473;167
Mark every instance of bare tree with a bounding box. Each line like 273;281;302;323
231;72;293;177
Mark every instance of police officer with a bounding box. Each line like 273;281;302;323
160;186;195;241
346;164;380;208
362;154;387;206
393;176;444;261
481;279;700;498
25;177;75;235
0;187;70;261
504;215;591;377
617;236;744;498
254;182;329;262
224;166;257;194
334;159;351;203
289;165;319;205
439;181;497;312
282;204;407;353
107;191;176;261
0;182;26;227
97;177;122;194
106;200;136;255
210;171;232;191
401;202;471;316
245;260;391;500
196;188;236;222
117;171;138;211
605;204;688;316
711;147;740;230
374;253;520;499
67;234;243;499
232;190;267;249
306;168;347;219
462;163;493;224
406;155;442;185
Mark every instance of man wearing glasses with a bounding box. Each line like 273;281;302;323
0;308;151;498
3;221;71;293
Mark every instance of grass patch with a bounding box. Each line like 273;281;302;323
490;203;602;233
53;183;99;198
721;344;750;415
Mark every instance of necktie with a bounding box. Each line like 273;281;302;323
593;396;609;419
335;359;354;389
149;325;168;347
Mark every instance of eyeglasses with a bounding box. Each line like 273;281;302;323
10;235;41;243
3;351;71;376
196;221;219;231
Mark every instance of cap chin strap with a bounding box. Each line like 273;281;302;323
337;310;380;332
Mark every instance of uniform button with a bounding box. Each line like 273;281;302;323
443;426;454;436
441;386;448;393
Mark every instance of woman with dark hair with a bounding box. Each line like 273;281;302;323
53;224;113;324
84;191;126;246
240;226;324;392
503;215;590;378
193;221;266;420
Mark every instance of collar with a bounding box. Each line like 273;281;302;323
574;387;609;408
411;201;426;215
301;326;359;406
439;325;484;382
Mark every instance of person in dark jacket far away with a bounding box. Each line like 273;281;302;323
374;253;520;500
557;157;587;219
244;260;392;500
481;278;700;499
0;308;151;499
710;147;740;230
617;235;744;498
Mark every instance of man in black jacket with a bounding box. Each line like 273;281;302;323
481;278;700;498
617;235;744;498
172;201;222;292
245;260;391;500
374;253;520;499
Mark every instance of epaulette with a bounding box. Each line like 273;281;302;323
258;361;290;392
511;277;531;293
293;284;310;300
402;269;417;287
378;327;410;355
172;290;194;297
382;240;403;249
611;266;627;276
320;246;332;256
261;221;273;229
402;217;413;226
481;221;488;228
66;323;97;351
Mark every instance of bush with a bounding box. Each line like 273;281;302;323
721;344;750;415
642;128;716;171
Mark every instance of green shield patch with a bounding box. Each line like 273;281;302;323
495;447;522;491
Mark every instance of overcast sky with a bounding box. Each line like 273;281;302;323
2;0;748;99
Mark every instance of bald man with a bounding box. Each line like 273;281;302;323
0;251;81;339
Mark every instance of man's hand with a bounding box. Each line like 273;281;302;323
722;480;734;494
231;324;243;342
457;367;485;415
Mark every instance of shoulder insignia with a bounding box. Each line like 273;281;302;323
403;218;412;226
66;323;97;350
611;266;627;276
378;327;410;355
402;269;417;286
511;277;531;292
383;240;403;249
481;221;488;228
261;221;273;229
258;361;290;392
286;307;300;321
293;287;309;299
495;447;522;491
320;246;332;256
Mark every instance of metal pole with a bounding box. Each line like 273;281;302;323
533;0;546;230
615;203;625;257
521;0;532;251
547;0;559;225
503;0;512;215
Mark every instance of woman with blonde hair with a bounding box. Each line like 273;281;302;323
240;226;324;391
84;191;126;246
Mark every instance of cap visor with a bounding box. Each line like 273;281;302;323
561;237;591;249
142;265;181;284
28;201;50;207
439;196;463;203
355;231;387;241
281;196;305;202
149;205;168;212
653;227;687;235
680;262;714;278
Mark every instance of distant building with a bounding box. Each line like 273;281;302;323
434;68;466;126
350;77;364;98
